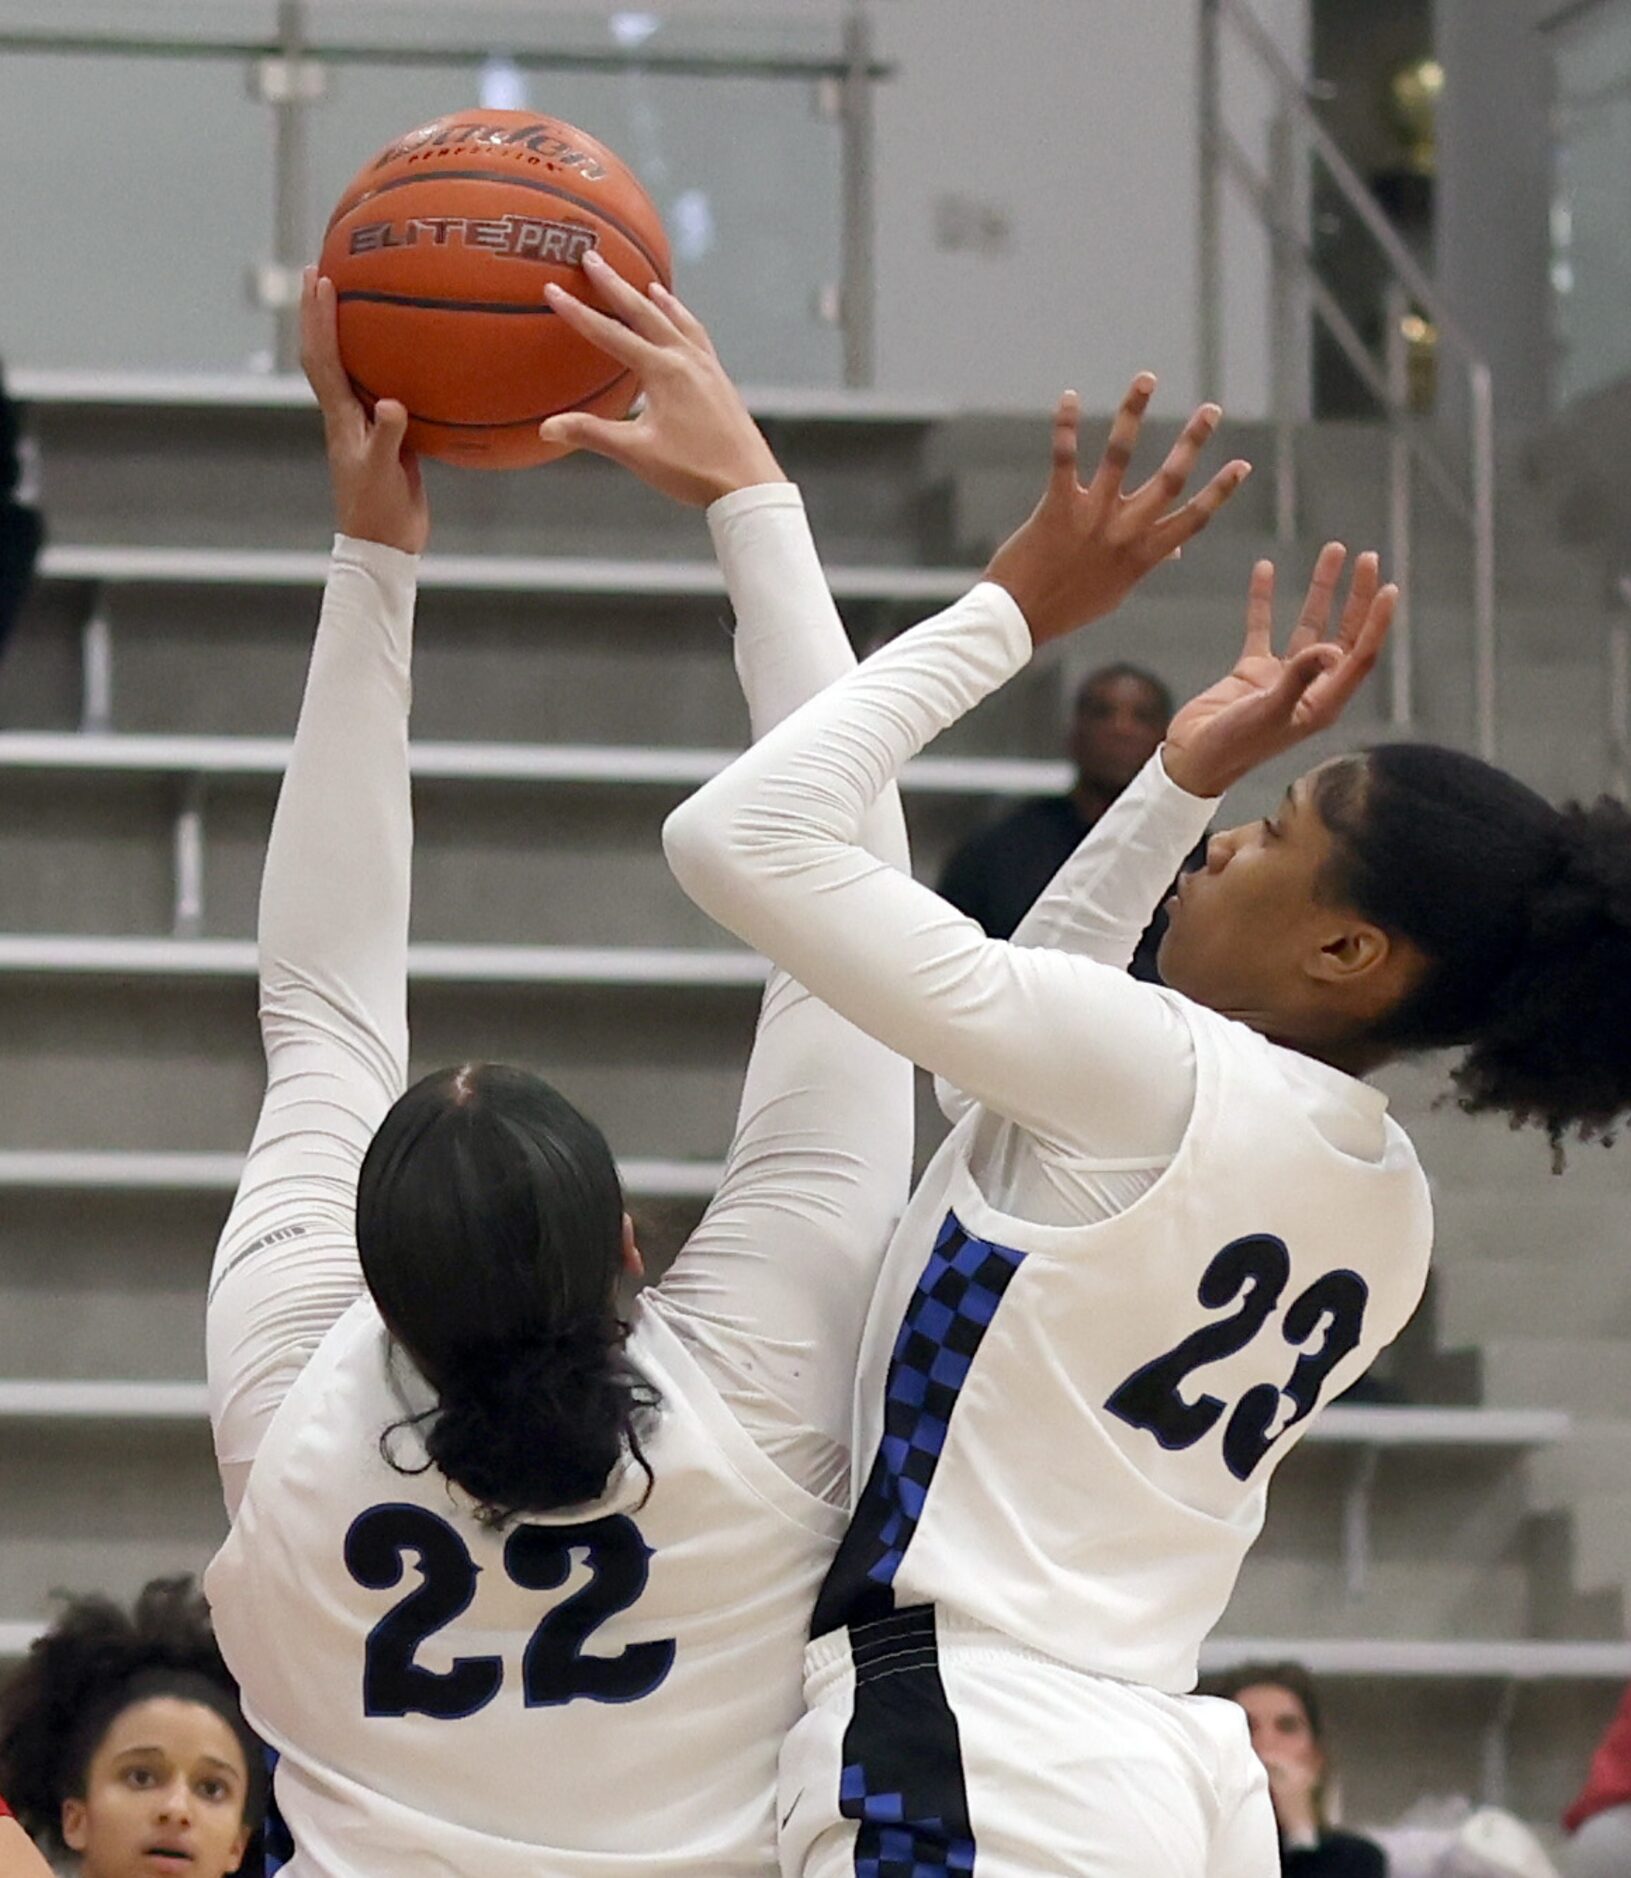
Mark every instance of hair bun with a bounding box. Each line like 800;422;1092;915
424;1323;657;1526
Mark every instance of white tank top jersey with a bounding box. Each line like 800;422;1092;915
206;1291;843;1878
810;995;1432;1693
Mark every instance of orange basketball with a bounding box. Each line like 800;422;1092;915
320;110;671;471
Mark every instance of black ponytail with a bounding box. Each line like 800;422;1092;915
0;1577;267;1861
1316;745;1631;1158
357;1064;659;1530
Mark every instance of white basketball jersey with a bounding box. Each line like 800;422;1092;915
206;1293;843;1877
811;996;1433;1693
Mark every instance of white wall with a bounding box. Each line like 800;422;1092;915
870;0;1307;418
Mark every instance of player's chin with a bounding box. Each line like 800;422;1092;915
1154;914;1200;1001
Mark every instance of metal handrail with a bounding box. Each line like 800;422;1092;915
0;4;887;387
1199;0;1499;760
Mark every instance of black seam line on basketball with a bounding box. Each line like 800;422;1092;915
338;290;564;316
347;367;631;431
330;170;668;279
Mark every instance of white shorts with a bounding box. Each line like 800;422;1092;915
778;1606;1276;1878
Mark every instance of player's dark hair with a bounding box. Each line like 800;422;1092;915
1076;662;1175;719
0;1577;267;1864
1202;1659;1326;1741
357;1062;658;1529
1314;744;1631;1161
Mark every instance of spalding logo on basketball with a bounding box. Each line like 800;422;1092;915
320;111;672;471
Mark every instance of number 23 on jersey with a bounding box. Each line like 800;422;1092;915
343;1504;677;1719
1105;1233;1369;1481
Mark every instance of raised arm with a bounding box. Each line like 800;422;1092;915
662;394;1394;1141
657;388;1243;1136
206;270;429;1517
542;267;914;1501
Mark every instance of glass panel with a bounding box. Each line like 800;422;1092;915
305;58;844;387
0;49;277;372
0;2;848;384
1549;0;1631;406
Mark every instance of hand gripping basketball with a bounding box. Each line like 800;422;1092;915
537;255;787;507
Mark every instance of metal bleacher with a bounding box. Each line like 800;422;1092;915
3;371;1629;1835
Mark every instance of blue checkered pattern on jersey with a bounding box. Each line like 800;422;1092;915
811;1212;1026;1640
841;1761;977;1878
866;1213;1026;1593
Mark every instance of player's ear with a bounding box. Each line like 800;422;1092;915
621;1212;644;1279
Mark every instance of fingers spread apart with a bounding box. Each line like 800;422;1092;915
1127;400;1223;519
1087;373;1156;499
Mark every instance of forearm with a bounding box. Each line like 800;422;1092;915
259;534;417;1096
662;583;1191;1135
1008;750;1216;965
654;485;914;1497
710;481;908;873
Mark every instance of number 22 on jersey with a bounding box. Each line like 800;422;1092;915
1105;1234;1369;1481
343;1504;677;1719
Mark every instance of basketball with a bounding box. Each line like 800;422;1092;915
319;110;671;471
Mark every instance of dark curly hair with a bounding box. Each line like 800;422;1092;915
358;1063;659;1530
0;1577;267;1866
1315;744;1631;1161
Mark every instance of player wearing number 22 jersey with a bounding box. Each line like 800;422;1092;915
203;486;914;1877
665;542;1434;1875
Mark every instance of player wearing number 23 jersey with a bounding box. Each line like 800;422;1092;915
664;520;1434;1872
204;478;914;1877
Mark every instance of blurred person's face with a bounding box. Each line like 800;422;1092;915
1233;1681;1324;1787
1070;672;1169;798
60;1697;251;1878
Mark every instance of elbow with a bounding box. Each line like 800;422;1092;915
662;791;740;917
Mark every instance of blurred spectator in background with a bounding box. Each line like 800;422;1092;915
1563;1683;1631;1877
1205;1660;1388;1876
0;359;43;665
938;661;1196;977
0;1577;266;1878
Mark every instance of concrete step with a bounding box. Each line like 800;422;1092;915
0;976;761;1160
1526;1423;1631;1514
6;576;1069;753
1437;1260;1631;1343
1222;1556;1532;1641
0;771;983;947
1571;1493;1631;1601
0;1421;223;1618
25;392;951;567
1479;1337;1631;1417
1425;1188;1629;1266
0;1184;711;1389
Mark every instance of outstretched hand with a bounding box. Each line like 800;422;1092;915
983;377;1252;646
537;253;785;506
300;266;429;556
1161;545;1396;799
